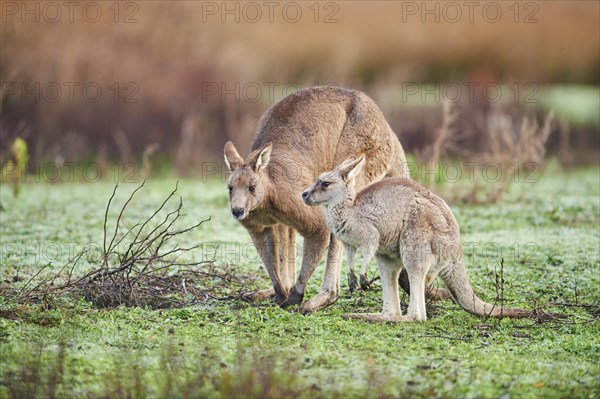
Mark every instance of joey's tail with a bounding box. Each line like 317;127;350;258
440;260;534;318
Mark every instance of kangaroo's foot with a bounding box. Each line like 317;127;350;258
426;286;452;301
242;288;275;302
348;272;358;293
280;287;304;308
359;273;371;291
299;291;338;315
398;268;410;295
341;313;411;323
398;268;451;302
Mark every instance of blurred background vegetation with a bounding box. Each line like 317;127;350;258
1;0;598;175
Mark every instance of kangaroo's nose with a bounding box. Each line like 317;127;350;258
232;207;245;218
301;191;308;199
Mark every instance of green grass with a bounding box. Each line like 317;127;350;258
0;165;599;398
539;85;600;127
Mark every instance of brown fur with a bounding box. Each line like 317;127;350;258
224;86;409;314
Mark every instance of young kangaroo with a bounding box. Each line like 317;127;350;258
302;155;537;322
224;86;410;314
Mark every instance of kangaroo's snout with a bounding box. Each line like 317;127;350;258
232;207;245;219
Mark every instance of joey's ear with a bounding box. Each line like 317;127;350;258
339;155;365;182
248;142;272;172
337;155;357;170
224;141;244;171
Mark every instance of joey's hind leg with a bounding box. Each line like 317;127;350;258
403;249;435;321
342;256;412;322
343;255;409;323
377;255;403;317
399;268;452;301
345;246;358;293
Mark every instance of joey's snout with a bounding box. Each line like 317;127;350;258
301;189;314;205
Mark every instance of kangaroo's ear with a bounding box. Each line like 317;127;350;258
248;142;272;172
224;141;244;171
339;155;365;182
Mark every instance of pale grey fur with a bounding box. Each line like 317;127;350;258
302;155;535;321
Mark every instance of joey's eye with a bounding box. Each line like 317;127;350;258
227;186;233;193
249;186;256;193
321;181;331;188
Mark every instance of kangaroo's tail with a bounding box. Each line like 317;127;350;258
440;260;533;318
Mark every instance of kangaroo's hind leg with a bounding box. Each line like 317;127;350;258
282;229;330;309
299;233;343;314
246;226;286;304
278;225;297;294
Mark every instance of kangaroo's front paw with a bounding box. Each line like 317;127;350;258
347;272;358;293
273;290;288;306
359;274;371;291
280;287;304;308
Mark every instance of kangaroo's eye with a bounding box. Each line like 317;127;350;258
227;186;233;193
249;186;256;193
321;181;331;188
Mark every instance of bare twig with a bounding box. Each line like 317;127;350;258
5;183;264;310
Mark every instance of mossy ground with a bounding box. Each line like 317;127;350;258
0;163;598;398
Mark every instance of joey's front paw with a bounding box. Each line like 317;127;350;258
347;272;358;293
359;274;371;291
280;287;304;308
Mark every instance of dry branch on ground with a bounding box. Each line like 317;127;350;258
3;183;261;309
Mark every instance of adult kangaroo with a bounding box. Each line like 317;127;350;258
224;86;409;314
